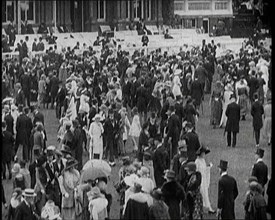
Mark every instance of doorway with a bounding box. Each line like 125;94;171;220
70;0;83;32
203;18;209;34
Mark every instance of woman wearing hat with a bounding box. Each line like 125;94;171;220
209;81;223;129
129;107;142;153
89;113;104;159
7;188;22;220
32;123;45;162
262;97;271;145
184;162;203;220
235;77;249;120
219;82;234;128
195;146;215;214
58;158;80;220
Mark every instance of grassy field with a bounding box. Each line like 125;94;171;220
2;94;272;219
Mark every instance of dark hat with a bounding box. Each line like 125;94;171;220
218;160;228;170
37;155;47;167
164;170;176;180
255;148;264;157
196;145;210;155
184;162;197;172
154;134;162;142
64;158;78;170
143;151;152;159
185;122;193;129
61;145;72;155
248;176;258;183
230;93;236;100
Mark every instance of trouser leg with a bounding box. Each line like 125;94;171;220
255;129;260;145
232;132;237;147
227;131;232;146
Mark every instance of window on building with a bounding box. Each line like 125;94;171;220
174;1;185;11
147;0;151;20
20;0;35;23
215;2;228;10
2;1;15;23
97;0;106;20
185;18;196;28
133;0;143;19
126;0;130;19
188;2;211;10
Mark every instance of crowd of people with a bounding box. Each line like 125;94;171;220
1;26;272;220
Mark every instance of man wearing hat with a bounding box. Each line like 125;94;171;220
72;119;84;171
217;160;238;220
153;134;169;187
14;188;38;220
3;104;14;135
161;170;185;220
224;93;240;148
251;148;268;192
55;80;66;119
165;105;181;161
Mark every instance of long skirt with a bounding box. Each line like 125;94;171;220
210;99;222;126
62;207;76;220
186;190;203;220
238;94;248;117
262;117;272;140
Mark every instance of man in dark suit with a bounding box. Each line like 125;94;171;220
153;134;169;187
36;37;45;51
15;83;25;107
191;76;204;111
72;119;84;171
14;188;38;220
225;94;240;147
122;77;132;108
33;105;44;126
251;93;264;147
130;74;140;108
20;70;31;107
22;36;29;59
49;71;60;109
62;123;74;152
247;70;259;103
3;105;14;135
165;105;181;160
55;81;66;119
182;122;201;162
15;106;33;161
174;95;185;131
136;77;148;123
217;160;238;220
194;61;208;94
251;148;268;192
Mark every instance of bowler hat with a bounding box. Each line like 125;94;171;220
255;148;264;157
218;160;228;170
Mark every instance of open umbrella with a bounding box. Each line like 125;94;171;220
82;159;111;176
80;166;108;183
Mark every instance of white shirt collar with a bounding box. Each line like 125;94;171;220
256;158;263;163
221;171;227;177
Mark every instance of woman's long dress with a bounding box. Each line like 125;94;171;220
59;169;80;220
89;121;104;159
263;103;272;141
220;90;233;127
236;85;249;117
210;89;223;126
195;157;212;210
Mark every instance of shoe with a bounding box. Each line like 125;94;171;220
208;210;216;214
232;145;236;148
268;142;271;146
227;145;231;147
256;144;259;148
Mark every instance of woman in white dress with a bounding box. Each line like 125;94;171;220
219;83;234;127
129;107;141;152
172;70;183;98
195;146;215;214
263;98;272;145
88;114;104;159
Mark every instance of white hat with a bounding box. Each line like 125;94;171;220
92;114;101;121
22;189;37;197
174;69;182;76
124;174;139;187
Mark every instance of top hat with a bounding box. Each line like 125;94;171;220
22;188;37;197
255;148;264;157
164;170;176;180
248;176;258;183
196;145;210;155
218;160;228;170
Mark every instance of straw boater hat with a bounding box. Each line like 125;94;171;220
92;113;101;121
22;188;37;197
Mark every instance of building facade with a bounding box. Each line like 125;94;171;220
2;0;164;33
173;0;233;34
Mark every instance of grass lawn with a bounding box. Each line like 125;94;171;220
2;94;272;219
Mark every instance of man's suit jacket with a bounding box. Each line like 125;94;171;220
14;200;36;220
56;87;66;105
50;75;59;96
251;100;264;130
252;160;268;187
166;113;181;140
53;159;65;177
225;102;241;133
22;41;28;58
183;131;201;162
16;113;33;145
15;90;25;106
33;111;44;126
20;74;31;95
175;102;185;128
4;113;14;135
218;174;238;220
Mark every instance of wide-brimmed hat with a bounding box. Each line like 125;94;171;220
164;170;176;180
92;114;101;121
174;69;182;76
46;145;56;156
247;176;258;183
184;162;197;172
87;186;103;200
64;158;78;170
196;145;210;155
124;174;139;187
22;188;37;197
61;145;72;155
152;188;163;200
48;206;61;220
249;182;263;193
138;166;150;177
218;160;228;170
11;163;21;173
255;148;264;157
